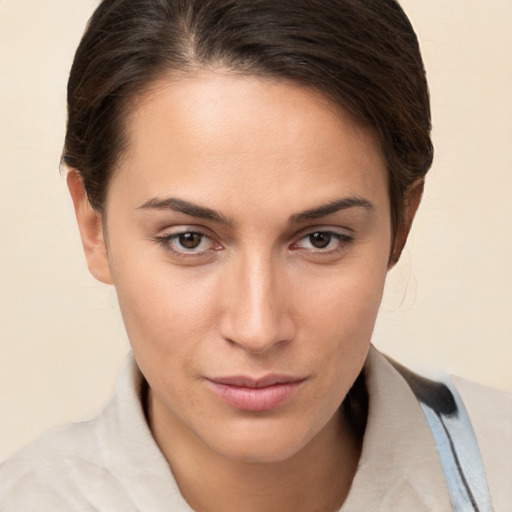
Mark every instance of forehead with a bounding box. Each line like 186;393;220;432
109;70;388;216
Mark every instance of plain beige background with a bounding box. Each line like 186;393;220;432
1;0;511;461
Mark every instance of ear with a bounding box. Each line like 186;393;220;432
389;178;424;268
67;170;113;285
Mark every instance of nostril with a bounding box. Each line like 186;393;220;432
220;317;295;354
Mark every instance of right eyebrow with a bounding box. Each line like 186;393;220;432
137;196;232;225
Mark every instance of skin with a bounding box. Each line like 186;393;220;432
68;70;422;512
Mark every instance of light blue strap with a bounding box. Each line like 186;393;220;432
391;361;494;512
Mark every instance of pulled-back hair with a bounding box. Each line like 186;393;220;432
63;0;432;241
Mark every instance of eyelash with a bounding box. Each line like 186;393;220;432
290;230;353;254
154;228;353;259
154;230;220;259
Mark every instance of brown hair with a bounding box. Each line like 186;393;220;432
63;0;432;244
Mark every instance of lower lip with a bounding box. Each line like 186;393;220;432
207;381;304;412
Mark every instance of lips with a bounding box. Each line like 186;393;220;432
206;374;306;412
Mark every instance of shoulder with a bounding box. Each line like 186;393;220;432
0;419;98;484
0;353;175;512
451;375;512;509
452;373;512;428
373;347;512;508
0;419;138;511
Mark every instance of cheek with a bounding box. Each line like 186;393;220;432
296;253;389;382
109;244;220;362
298;257;388;337
112;265;222;409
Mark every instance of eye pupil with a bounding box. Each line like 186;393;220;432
178;232;202;249
309;232;331;248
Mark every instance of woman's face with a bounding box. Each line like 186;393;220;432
79;71;393;462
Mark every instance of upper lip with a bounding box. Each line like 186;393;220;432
207;374;306;388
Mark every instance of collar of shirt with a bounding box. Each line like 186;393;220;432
341;346;451;511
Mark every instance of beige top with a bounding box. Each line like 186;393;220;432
1;346;511;511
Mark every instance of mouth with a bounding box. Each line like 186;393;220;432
206;374;306;412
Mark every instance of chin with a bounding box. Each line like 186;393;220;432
204;416;322;464
214;438;309;465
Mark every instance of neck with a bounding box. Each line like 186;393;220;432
147;390;363;512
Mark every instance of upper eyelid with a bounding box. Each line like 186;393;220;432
157;225;215;240
291;226;354;240
158;230;214;246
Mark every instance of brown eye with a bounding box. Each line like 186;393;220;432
291;230;352;254
309;232;332;248
178;232;203;249
155;229;222;259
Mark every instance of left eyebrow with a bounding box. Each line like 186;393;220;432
289;196;374;224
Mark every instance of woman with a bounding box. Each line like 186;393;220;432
0;0;510;510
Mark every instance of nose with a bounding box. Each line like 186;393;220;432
218;251;296;354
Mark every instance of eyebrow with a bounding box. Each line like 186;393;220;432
289;196;374;224
138;195;374;225
138;197;231;225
